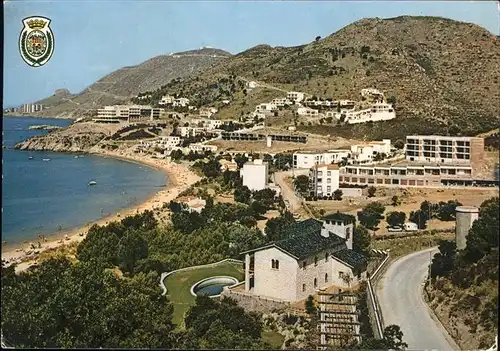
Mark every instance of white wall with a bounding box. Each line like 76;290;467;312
331;259;361;288
241;162;268;191
253;248;298;301
314;167;340;196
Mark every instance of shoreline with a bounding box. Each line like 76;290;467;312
1;149;201;270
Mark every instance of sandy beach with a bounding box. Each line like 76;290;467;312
1;148;201;272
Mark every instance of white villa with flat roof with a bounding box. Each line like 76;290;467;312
239;213;367;302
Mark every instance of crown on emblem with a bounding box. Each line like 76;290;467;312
27;19;46;30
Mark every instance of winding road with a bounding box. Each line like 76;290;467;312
377;248;460;351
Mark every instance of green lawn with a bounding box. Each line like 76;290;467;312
261;329;285;349
164;261;244;327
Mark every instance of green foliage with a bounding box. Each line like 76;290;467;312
171;211;206;234
1;258;176;348
234;154;249;169
386;211;406;228
333;189;343;200
117;229;149;274
356;324;408;350
387;95;397;105
234;185;252;204
353;225;371;256
357;202;385;230
391;195;401;206
252;188;277;208
367;186;377;197
430;240;456;278
436;200;462;221
182;296;266;349
251;200;268;216
264;211;296;241
409;209;428;229
393;139;405;149
193;158;221;178
463;197;499;262
293;175;310;194
305;295;317;314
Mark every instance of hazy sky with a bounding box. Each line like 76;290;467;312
4;1;499;107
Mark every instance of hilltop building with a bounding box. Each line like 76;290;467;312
293;150;349;169
93;105;161;123
336;102;395;124
22;104;43;113
237;214;367;302
287;91;306;102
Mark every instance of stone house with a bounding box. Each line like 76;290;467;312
239;214;367;302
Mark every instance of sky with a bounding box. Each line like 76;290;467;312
4;1;499;107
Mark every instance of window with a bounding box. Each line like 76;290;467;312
325;273;328;283
327;171;331;176
314;256;318;266
327;186;331;192
325;252;329;262
302;284;306;292
346;227;351;240
327;178;331;184
314;278;318;288
302;261;307;269
339;271;344;279
271;259;280;269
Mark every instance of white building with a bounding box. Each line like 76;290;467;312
200;119;223;130
199;107;218;118
255;103;278;113
159;95;175;106
368;139;392;155
157;136;181;148
350;144;375;163
219;159;238;172
271;98;292;107
337;103;395;124
293;150;350;169
246;81;258;89
94;105;161;123
360;88;384;102
189;143;218;153
173;98;190;107
309;164;340;197
287;91;305;102
297;107;319;116
178;126;206;137
240;159;269;191
240;214;367;302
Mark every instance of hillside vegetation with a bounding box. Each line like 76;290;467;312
427;197;499;350
145;16;499;139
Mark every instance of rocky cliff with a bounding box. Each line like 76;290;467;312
13;122;118;152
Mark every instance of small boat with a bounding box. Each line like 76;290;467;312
74;156;79;159
29;156;34;160
88;180;97;186
42;158;51;162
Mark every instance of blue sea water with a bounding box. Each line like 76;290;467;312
2;116;167;244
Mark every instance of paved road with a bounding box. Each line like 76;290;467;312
377;248;460;351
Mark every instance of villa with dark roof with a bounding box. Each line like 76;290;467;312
240;213;368;302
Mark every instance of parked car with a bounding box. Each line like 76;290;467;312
387;226;403;232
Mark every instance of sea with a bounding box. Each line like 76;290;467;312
2;116;167;245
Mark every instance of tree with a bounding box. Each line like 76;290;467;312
430;240;456;278
293;175;310;194
463;197;499;262
252;188;276;208
387;96;397;105
305;295;317;314
356;324;408;350
234;154;249;169
333;189;343;201
117;229;149;273
171;211;205;234
357;202;385;230
386;211;406;228
394;139;405;150
315;36;321;42
409;209;428;229
391;195;401;207
353;225;371;256
234;186;252;204
436;200;462;221
367;186;377;198
1;258;176;348
251;200;267;216
264;211;295;242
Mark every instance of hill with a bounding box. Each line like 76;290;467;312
145;16;499;140
33;48;231;118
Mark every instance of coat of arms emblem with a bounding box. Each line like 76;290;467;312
19;16;55;67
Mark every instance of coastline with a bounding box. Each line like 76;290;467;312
1;149;201;271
